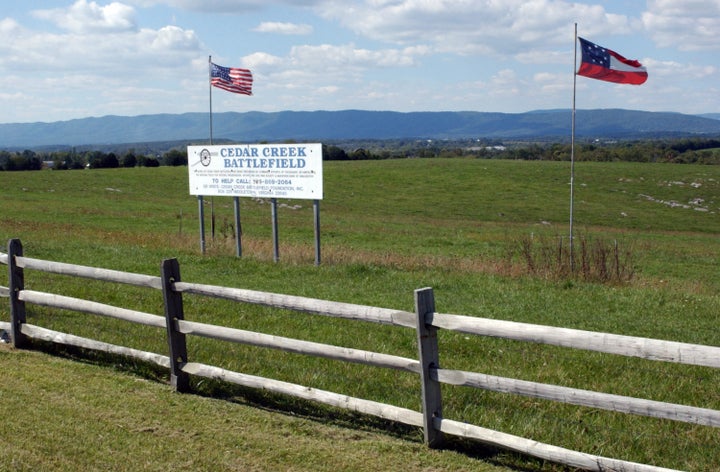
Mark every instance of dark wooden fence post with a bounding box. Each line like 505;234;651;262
415;287;443;448
161;258;190;393
8;239;28;349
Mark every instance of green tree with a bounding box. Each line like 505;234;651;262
163;149;187;166
103;152;120;168
349;148;372;160
323;145;348;161
121;152;137;168
0;150;12;171
139;156;160;167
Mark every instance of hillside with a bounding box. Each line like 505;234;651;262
2;109;720;148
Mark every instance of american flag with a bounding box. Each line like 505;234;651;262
211;62;253;95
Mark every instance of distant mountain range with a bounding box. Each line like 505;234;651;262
2;109;720;149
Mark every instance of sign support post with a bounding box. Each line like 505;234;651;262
197;196;206;254
271;198;280;262
233;196;242;257
314;200;321;266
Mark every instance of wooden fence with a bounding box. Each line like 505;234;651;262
1;238;718;472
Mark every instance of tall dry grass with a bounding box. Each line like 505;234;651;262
512;232;635;283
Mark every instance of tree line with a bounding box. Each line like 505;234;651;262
324;137;720;164
1;137;719;171
0;148;188;171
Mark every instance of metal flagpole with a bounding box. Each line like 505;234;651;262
209;55;214;145
198;56;214;255
208;56;215;243
569;23;578;272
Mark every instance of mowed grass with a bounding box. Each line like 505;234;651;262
1;158;719;471
0;343;510;472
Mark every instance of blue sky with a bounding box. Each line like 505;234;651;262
1;0;718;123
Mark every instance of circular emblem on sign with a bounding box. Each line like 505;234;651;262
200;149;211;166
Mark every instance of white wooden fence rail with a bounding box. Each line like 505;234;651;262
176;319;422;373
431;312;720;368
173;280;417;328
21;323;171;368
435;368;720;427
20;290;166;328
1;239;717;472
181;361;426;428
15;254;163;289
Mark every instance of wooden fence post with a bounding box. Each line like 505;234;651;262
161;258;190;393
415;287;443;448
7;239;28;349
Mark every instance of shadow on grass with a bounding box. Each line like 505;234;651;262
28;338;572;472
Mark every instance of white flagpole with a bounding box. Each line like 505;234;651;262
569;23;578;272
198;56;214;255
208;55;216;241
209;55;214;145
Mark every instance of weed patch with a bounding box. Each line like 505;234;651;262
510;231;635;284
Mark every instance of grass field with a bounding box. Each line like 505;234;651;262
1;158;719;471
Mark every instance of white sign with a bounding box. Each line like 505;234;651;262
188;143;323;200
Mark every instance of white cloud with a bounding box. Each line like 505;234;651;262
0;3;205;123
534;72;569;95
243;51;285;69
253;22;313;35
148;25;201;51
233;42;432;112
254;43;424;75
0;18;22;35
33;0;137;33
0;6;201;74
642;0;720;51
644;58;718;79
315;0;631;55
128;0;314;13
